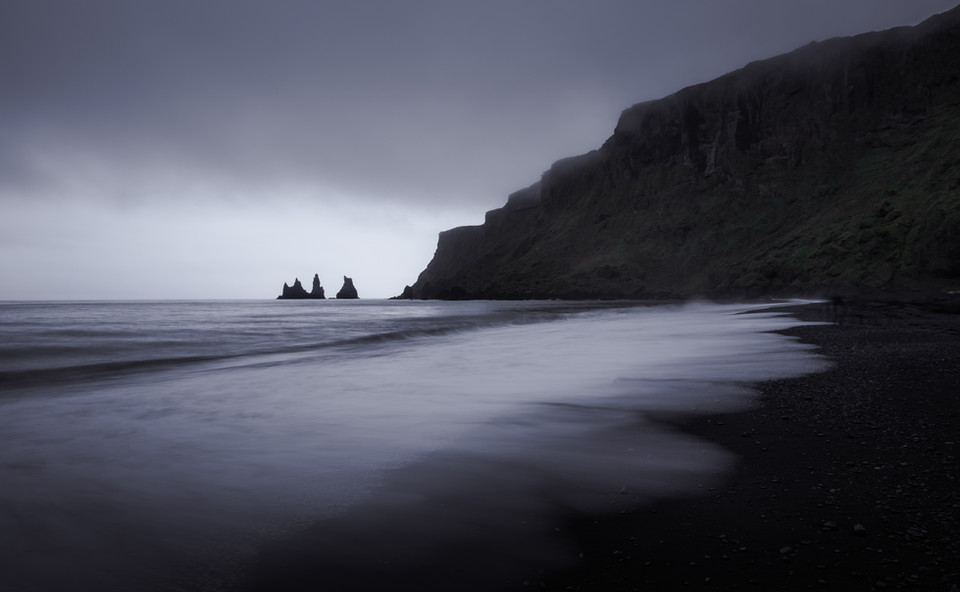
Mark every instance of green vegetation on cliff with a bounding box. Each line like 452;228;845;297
404;5;960;299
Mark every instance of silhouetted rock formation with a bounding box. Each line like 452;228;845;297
309;274;325;299
402;5;960;299
336;276;359;299
277;274;326;299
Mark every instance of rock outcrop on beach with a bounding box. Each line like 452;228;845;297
336;276;359;299
277;274;326;299
402;5;960;299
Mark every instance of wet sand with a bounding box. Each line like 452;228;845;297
234;296;960;592
528;296;960;591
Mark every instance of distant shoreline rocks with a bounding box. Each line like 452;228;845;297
277;274;360;299
336;276;359;299
277;274;326;299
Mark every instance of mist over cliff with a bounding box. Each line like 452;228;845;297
403;5;960;300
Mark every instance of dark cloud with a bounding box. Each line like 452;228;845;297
3;0;956;207
2;1;957;298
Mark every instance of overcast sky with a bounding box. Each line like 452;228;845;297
2;0;956;299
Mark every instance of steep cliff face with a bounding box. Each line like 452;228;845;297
404;5;960;299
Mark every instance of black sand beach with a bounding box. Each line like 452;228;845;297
529;296;960;591
236;297;960;592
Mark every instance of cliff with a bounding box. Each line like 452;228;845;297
403;5;960;300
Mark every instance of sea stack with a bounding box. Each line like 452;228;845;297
277;274;326;299
309;274;325;299
336;276;359;299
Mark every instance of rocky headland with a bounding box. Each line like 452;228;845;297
402;5;960;300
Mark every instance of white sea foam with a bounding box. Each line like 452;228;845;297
0;299;825;590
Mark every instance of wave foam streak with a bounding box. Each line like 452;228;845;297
0;300;825;590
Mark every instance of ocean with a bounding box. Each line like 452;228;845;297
0;299;826;591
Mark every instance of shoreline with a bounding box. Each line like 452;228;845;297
526;296;960;590
231;296;960;591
